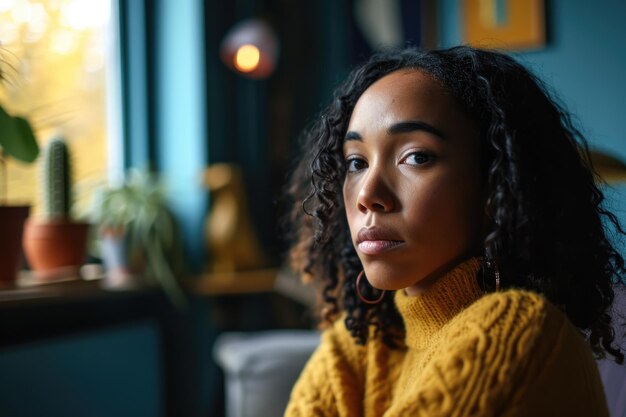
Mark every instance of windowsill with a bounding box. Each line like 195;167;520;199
0;273;157;307
0;272;193;416
0;274;167;348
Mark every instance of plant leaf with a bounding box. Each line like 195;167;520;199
0;106;39;163
0;105;20;154
13;116;39;162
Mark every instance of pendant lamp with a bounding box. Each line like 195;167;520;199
220;19;279;80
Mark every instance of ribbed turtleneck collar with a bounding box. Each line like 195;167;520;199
395;257;484;349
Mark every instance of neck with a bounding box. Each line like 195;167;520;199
395;257;483;349
404;252;478;296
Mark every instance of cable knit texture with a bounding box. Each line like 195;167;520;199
285;258;609;417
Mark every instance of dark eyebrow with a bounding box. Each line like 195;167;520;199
344;120;446;142
388;121;446;140
345;131;362;141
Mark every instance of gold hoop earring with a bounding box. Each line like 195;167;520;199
484;258;501;292
495;265;500;292
356;270;386;304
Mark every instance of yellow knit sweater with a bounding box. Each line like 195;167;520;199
285;257;608;417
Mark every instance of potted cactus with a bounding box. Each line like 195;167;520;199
22;138;90;280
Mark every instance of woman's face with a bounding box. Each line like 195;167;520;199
342;69;484;294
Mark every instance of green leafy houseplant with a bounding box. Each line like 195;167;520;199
0;59;39;284
0;105;39;196
0;56;39;200
90;169;187;307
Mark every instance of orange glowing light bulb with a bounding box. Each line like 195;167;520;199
234;44;260;73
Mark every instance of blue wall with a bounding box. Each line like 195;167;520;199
438;0;626;227
0;322;162;417
155;0;208;271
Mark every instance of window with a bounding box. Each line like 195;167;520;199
0;0;120;216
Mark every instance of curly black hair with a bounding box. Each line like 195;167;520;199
286;45;625;363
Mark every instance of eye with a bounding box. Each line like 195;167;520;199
345;157;368;173
402;151;435;166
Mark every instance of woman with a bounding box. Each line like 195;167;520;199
284;46;625;416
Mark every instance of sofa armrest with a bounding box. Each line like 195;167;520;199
214;330;320;417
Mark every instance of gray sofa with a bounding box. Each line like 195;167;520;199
214;330;321;417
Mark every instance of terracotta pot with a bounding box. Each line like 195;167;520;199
23;218;90;281
0;205;30;285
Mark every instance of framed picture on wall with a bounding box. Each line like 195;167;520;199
462;0;546;50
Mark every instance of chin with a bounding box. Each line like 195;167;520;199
362;263;422;291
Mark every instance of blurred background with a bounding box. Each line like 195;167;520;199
0;0;625;416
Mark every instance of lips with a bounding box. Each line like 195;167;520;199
356;227;404;255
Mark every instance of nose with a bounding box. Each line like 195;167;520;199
357;170;394;213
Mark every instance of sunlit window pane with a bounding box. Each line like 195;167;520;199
0;0;113;216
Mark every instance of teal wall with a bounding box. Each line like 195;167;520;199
122;0;208;269
0;322;162;417
154;0;208;271
438;0;626;227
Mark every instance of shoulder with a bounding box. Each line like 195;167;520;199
285;316;369;414
318;315;368;364
466;288;552;323
423;290;562;394
447;289;562;346
290;315;368;385
435;289;572;370
314;315;400;380
448;291;608;416
409;290;600;415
